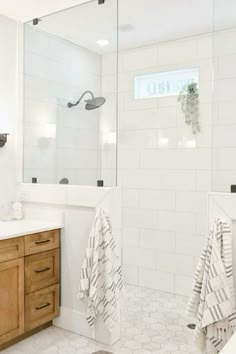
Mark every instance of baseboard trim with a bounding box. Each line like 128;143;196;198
0;321;52;351
53;306;120;345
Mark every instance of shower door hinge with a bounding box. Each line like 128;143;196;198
98;0;105;4
32;18;41;26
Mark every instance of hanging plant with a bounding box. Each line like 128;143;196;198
178;82;200;134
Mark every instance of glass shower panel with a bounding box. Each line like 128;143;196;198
23;0;118;186
212;0;236;191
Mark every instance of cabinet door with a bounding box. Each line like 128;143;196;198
0;237;24;263
0;258;24;346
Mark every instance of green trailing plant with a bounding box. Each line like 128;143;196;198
178;82;200;134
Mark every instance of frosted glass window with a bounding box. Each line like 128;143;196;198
134;68;199;99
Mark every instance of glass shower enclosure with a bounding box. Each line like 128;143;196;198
212;0;236;192
23;0;118;187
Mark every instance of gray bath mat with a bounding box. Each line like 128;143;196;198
92;351;114;354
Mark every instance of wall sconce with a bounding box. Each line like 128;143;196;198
0;134;8;148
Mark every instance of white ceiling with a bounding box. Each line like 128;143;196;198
30;0;118;54
1;0;236;54
25;0;215;54
214;0;236;31
0;0;90;22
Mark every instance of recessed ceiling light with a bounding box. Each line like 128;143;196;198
119;24;135;33
96;39;109;46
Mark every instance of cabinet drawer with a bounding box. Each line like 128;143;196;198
25;284;59;331
24;230;59;255
0;237;24;263
25;249;59;294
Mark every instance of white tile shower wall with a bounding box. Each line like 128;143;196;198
24;27;101;185
0;15;17;204
212;28;236;192
18;183;122;345
101;34;213;296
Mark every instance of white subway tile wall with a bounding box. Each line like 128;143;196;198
23;28;236;296
212;28;236;192
101;34;213;296
24;27;101;185
0;15;17;204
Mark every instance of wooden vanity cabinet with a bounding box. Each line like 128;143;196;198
0;229;60;349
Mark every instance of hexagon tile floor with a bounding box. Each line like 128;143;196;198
2;285;201;354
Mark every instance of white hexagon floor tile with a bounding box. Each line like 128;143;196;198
1;284;201;354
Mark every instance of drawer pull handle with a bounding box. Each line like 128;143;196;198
35;267;50;273
35;239;50;245
35;302;50;310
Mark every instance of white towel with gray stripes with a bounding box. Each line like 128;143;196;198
187;218;236;353
79;208;125;331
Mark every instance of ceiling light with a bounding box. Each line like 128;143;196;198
119;24;135;33
96;39;109;46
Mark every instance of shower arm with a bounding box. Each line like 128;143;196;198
68;90;95;108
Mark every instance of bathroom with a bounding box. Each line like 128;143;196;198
0;0;236;353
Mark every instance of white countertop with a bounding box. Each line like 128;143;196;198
0;219;64;240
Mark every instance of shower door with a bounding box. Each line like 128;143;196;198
211;0;236;192
23;0;118;187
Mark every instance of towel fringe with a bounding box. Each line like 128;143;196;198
187;218;236;353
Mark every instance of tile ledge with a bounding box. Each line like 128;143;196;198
18;183;120;208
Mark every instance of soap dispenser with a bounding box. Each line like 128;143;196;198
12;201;23;220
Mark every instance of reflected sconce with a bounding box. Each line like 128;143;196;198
0;134;8;148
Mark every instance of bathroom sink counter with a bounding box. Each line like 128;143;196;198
0;219;64;240
0;219;62;348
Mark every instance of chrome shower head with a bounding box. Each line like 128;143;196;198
85;96;106;110
67;91;106;110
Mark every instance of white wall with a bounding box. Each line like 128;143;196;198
0;12;214;297
23;26;101;185
101;34;213;296
0;15;17;204
18;183;122;345
4;8;233;298
212;28;236;192
0;0;91;22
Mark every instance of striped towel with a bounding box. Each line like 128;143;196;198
187;218;236;353
79;208;125;331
